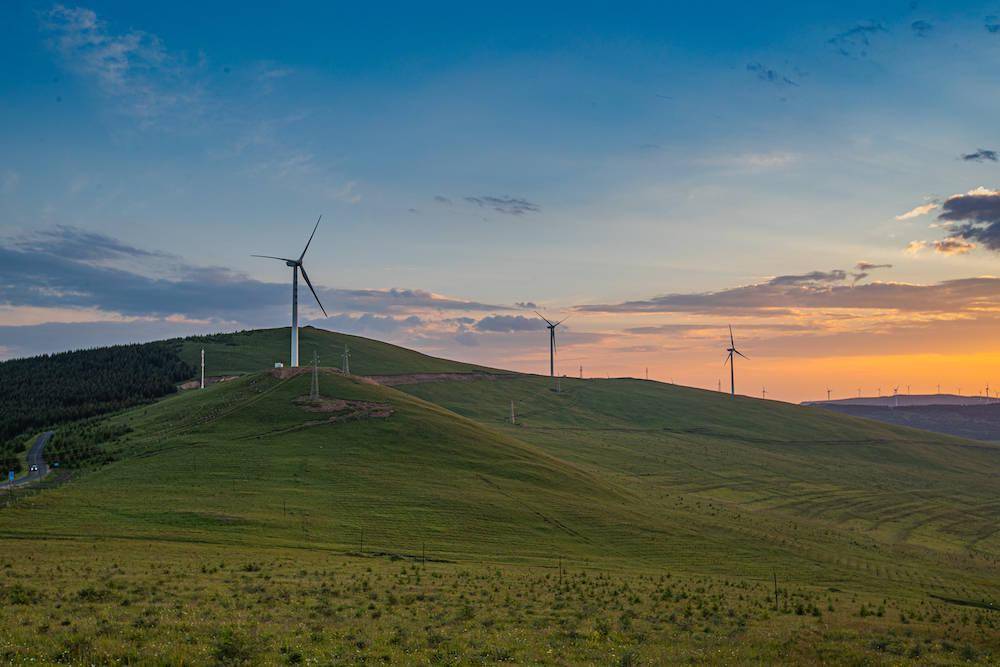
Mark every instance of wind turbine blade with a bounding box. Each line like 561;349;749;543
723;353;731;366
554;314;572;327
299;265;328;317
534;311;554;327
729;324;735;347
734;349;749;360
251;254;296;262
299;215;322;262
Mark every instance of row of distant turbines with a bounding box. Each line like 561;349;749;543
249;220;995;403
251;218;751;400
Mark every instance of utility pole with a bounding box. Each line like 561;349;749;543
200;349;205;389
310;351;320;400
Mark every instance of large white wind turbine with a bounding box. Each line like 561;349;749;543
724;325;748;398
252;216;328;367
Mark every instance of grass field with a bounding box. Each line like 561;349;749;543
0;327;997;664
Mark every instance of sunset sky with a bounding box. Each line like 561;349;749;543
3;1;1000;402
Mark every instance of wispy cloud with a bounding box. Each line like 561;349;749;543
746;63;798;87
41;4;204;127
577;271;1000;315
910;20;933;38
961;149;998;163
0;226;509;321
932;238;975;255
710;151;798;171
895;202;938;220
828;22;886;58
465;195;540;216
474;315;547;333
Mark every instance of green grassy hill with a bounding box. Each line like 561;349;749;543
1;327;997;664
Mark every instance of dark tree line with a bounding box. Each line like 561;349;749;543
0;341;194;447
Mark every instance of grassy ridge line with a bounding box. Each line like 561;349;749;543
179;326;510;377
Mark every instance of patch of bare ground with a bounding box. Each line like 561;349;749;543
365;372;517;386
269;367;312;380
294;396;393;421
178;375;240;390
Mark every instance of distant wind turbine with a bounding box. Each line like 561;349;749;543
826;388;832;401
723;325;748;399
252;216;328;367
536;312;569;388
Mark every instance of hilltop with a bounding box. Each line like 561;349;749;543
179;326;506;377
0;326;997;664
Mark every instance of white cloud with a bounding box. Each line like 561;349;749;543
895;202;938;220
710;151;798;171
327;180;362;204
41;4;203;127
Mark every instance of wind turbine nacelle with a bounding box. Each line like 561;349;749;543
286;260;298;267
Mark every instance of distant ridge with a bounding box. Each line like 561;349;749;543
802;393;1000;408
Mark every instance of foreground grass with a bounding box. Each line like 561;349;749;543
1;539;996;665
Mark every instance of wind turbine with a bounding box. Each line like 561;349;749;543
252;216;328;367
535;312;568;386
724;325;747;398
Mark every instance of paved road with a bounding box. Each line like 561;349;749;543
1;431;53;489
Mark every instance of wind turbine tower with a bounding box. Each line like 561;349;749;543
724;325;748;398
535;312;568;389
251;216;328;367
342;345;351;375
826;388;831;401
200;349;205;390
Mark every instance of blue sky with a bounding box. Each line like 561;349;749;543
3;1;1000;400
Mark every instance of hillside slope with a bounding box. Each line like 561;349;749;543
403;375;1000;578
